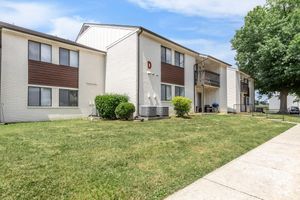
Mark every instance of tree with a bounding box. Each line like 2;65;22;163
232;0;300;113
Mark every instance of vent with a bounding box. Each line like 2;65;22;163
140;106;157;117
157;106;169;117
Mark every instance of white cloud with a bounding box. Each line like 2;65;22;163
0;1;94;40
0;1;59;29
49;16;89;40
128;0;265;18
174;38;235;65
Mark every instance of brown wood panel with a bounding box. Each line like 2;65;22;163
161;62;184;85
28;60;78;88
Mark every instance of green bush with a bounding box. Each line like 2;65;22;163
95;94;129;119
172;96;192;117
115;102;135;120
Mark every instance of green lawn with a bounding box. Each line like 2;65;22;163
0;115;293;200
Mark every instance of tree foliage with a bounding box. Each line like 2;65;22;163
232;0;300;112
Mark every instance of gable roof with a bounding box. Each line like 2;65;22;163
0;21;106;54
77;23;200;55
78;23;233;66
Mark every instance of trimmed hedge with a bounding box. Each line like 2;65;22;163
172;96;192;117
115;102;135;120
95;94;129;119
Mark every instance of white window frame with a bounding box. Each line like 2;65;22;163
28;86;52;107
161;84;172;101
175;86;185;97
175;51;184;68
161;46;172;64
59;48;79;68
28;41;52;63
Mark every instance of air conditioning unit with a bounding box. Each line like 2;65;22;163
140;106;157;117
157;106;169;117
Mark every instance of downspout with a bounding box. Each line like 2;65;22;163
193;64;198;113
136;28;143;117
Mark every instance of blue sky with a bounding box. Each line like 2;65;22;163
0;0;265;65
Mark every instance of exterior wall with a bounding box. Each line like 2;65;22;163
139;35;161;108
227;68;255;112
249;78;255;106
105;32;138;111
139;34;196;114
218;65;228;112
269;94;299;110
195;61;228;113
77;25;137;51
227;68;239;112
0;29;105;122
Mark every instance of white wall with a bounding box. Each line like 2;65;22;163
227;68;239;112
0;29;105;122
77;25;137;52
105;32;138;111
218;65;228;112
227;68;256;112
139;35;161;107
269;94;299;110
139;34;196;114
249;79;255;105
185;54;196;111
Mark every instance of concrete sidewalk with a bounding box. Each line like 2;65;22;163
166;124;300;200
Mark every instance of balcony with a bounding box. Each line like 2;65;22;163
195;68;220;88
240;81;249;93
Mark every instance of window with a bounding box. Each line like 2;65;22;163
161;84;172;101
59;48;79;67
28;41;52;63
28;87;52;106
161;46;172;64
59;89;78;107
175;51;184;68
175;86;185;97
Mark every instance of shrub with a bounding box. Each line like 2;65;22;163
95;94;129;119
115;102;135;120
172;96;192;117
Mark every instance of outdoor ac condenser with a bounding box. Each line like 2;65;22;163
140;106;157;117
156;106;169;117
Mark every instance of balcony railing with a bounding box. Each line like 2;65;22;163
202;70;220;87
240;81;249;93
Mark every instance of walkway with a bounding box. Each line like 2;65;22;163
166;124;300;200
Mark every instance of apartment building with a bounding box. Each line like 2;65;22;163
227;68;255;113
0;21;106;122
0;21;253;122
269;94;299;111
77;23;230;114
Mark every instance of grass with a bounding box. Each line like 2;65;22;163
253;112;300;123
0;115;294;200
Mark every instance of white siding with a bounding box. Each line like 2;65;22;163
227;68;255;112
105;32;138;111
219;65;228;112
269;94;299;110
139;34;196;114
0;29;105;122
249;79;255;106
185;54;196;111
227;68;239;112
77;25;137;51
139;35;161;107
